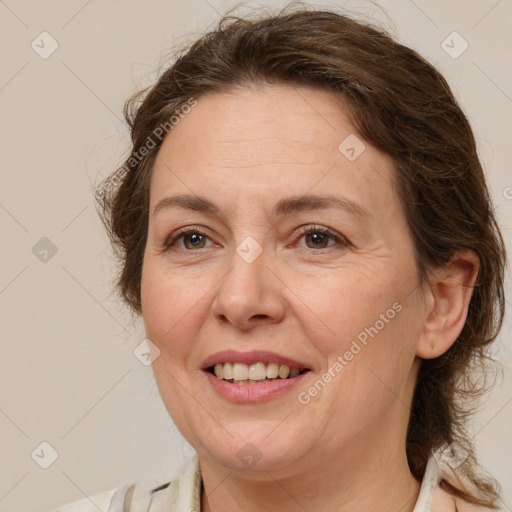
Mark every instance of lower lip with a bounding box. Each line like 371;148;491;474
203;370;310;403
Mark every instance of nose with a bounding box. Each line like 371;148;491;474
210;242;286;331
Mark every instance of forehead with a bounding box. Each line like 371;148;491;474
157;84;355;163
150;84;398;219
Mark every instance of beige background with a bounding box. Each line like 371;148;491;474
1;1;511;511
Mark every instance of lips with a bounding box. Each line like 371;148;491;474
200;350;312;403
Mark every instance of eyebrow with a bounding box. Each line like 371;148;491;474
152;193;370;219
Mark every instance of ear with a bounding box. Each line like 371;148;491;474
416;250;480;359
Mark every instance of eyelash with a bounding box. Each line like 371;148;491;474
161;225;350;252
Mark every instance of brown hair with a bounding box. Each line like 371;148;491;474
95;5;507;508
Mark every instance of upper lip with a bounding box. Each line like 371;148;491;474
201;350;311;370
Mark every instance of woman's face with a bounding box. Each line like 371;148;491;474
141;84;427;474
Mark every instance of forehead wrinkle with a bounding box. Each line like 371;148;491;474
196;137;328;168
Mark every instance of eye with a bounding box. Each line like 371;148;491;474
294;225;350;250
163;227;215;251
161;225;350;253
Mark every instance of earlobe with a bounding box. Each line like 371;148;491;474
416;250;480;359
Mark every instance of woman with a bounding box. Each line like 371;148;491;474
54;6;507;512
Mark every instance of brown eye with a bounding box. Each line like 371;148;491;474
164;228;214;251
295;226;349;251
304;231;331;249
182;232;207;249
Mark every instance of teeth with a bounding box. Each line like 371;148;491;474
266;362;279;379
249;362;267;380
214;363;224;379
211;362;307;382
223;362;234;380
279;364;290;379
233;362;249;381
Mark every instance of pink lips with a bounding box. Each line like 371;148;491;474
200;350;310;371
203;369;309;403
200;350;311;404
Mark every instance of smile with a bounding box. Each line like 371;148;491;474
208;361;310;384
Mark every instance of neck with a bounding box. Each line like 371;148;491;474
199;434;421;512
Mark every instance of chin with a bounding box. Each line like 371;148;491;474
197;432;311;475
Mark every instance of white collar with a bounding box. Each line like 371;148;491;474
412;454;439;512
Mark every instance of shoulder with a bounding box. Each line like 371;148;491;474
49;480;171;512
423;452;498;512
50;486;123;512
49;455;200;512
432;484;496;512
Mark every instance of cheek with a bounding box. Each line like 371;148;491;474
141;259;216;370
141;272;168;337
297;273;389;348
141;262;191;344
300;267;419;373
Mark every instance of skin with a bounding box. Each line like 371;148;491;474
140;84;479;512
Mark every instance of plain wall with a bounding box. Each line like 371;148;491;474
0;1;510;511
